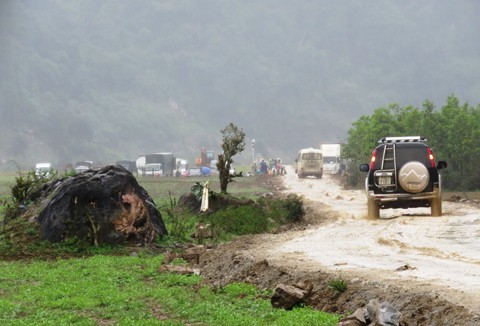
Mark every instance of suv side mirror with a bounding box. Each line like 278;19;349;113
437;160;447;170
359;163;369;172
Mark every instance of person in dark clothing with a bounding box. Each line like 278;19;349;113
260;160;268;174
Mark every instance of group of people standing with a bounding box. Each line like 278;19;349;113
258;158;286;176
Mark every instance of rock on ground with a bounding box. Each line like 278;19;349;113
33;165;167;245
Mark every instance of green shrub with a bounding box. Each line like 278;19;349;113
3;170;57;222
328;278;347;294
206;205;269;236
282;194;306;222
201;194;306;239
257;194;306;224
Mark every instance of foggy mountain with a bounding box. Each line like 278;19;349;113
1;0;479;168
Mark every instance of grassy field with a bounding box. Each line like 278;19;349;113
0;167;265;203
138;174;267;205
0;254;338;325
0;169;339;325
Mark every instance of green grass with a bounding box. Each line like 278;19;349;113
0;170;339;325
0;168;265;202
139;174;266;206
0;172;17;218
0;254;339;325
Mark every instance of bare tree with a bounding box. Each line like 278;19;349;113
216;123;246;193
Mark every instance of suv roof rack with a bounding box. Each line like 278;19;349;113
378;136;427;144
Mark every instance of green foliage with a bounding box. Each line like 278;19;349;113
203;194;305;239
207;205;268;237
63;169;77;177
328;278;347;294
190;181;212;202
0;254;338;325
3;169;57;222
343;95;480;190
217;123;246;194
159;191;196;241
282;194;306;222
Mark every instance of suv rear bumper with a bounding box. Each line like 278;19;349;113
367;189;440;203
365;177;441;204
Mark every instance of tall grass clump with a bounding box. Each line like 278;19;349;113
201;193;306;240
206;205;269;237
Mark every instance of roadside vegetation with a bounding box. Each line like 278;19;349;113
343;95;480;190
0;169;338;325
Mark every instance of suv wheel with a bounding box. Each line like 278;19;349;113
431;196;442;216
367;198;380;219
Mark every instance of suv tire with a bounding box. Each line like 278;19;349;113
367;197;380;219
431;196;442;216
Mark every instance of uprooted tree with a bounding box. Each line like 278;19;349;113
216;123;246;193
7;165;168;246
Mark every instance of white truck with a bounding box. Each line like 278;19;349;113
136;153;176;176
321;143;342;175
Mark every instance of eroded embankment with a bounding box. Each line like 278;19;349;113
199;234;480;326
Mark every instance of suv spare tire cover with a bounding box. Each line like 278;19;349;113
399;161;429;193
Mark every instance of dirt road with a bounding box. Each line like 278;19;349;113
200;165;480;324
278;165;480;308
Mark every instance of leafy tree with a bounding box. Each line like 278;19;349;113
343;95;480;190
216;123;246;193
435;95;480;189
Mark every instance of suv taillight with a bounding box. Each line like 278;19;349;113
370;149;377;170
427;147;435;167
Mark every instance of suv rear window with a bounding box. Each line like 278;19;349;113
374;145;429;169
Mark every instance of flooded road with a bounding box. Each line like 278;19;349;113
274;165;480;312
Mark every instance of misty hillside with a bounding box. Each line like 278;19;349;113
1;0;479;167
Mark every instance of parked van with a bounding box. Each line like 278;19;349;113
295;148;323;179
